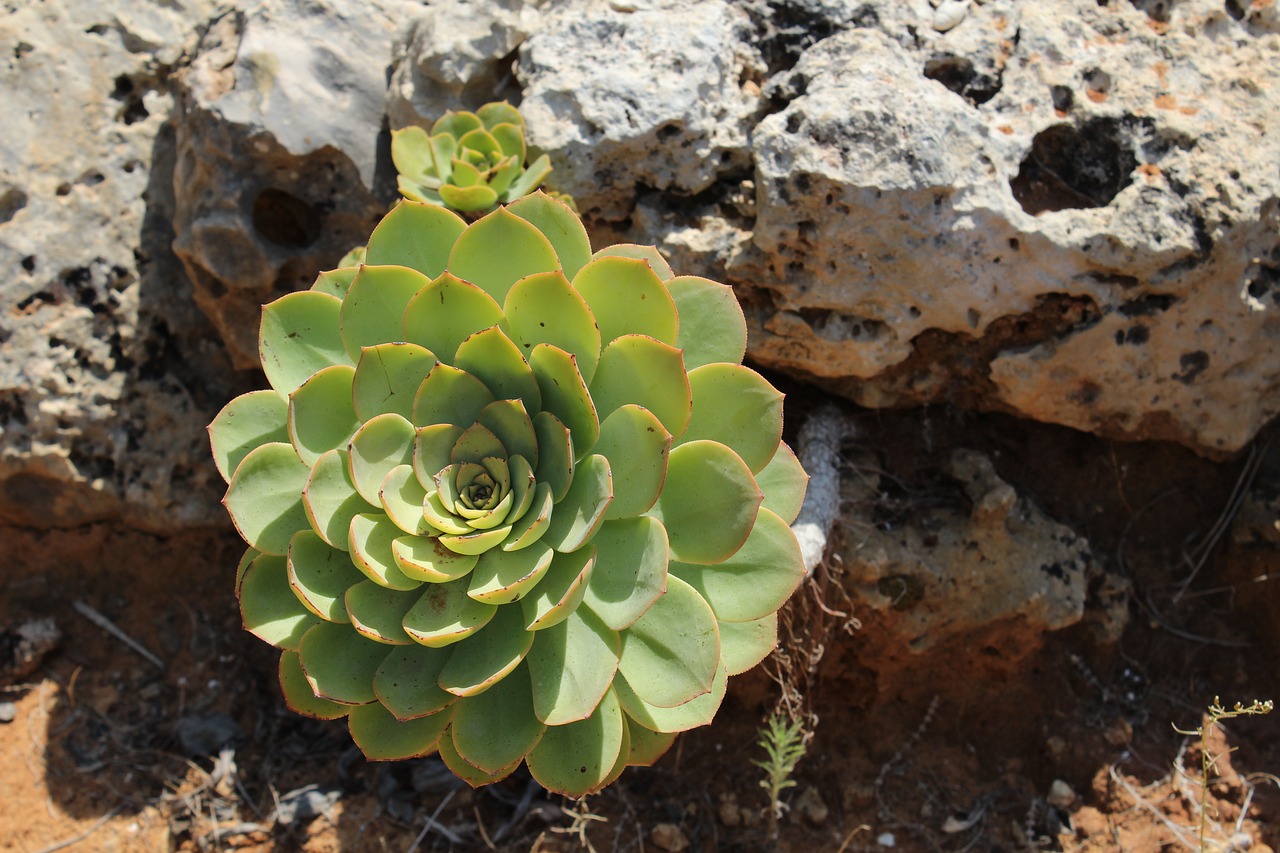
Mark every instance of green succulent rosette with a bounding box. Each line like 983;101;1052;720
392;101;552;214
210;192;808;797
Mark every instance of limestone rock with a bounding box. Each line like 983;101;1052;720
0;0;232;530
171;0;410;370
733;1;1280;454
386;0;546;130
516;0;765;220
840;448;1105;662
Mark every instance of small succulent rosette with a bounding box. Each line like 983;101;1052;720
210;192;808;797
391;102;552;214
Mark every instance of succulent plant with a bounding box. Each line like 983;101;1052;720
392;102;552;214
210;192;808;797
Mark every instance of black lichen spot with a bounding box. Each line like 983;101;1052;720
1115;325;1149;345
1172;351;1209;384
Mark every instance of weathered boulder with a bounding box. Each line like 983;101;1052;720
839;447;1118;670
731;0;1280;454
0;0;231;530
385;0;545;130
516;0;765;220
171;0;411;370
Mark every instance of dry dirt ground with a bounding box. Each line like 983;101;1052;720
2;398;1279;853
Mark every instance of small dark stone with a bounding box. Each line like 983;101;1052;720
173;712;244;756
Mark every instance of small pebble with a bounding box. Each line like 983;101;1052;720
650;823;689;852
933;0;969;31
0;701;16;723
794;786;830;825
1047;779;1077;809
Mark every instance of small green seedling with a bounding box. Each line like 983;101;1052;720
754;713;807;837
392;102;552;214
210;192;809;797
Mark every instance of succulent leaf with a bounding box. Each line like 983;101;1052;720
349;700;453;760
507;193;591;280
288;529;360;622
504;271;601;383
527;687;625;797
224;442;311;556
626;721;678;766
591;244;674;281
681;363;785;474
451;662;545;773
647;440;762;565
302;449;369;550
260;291;351;397
666;276;748;370
298;620;389;705
339;265;431;362
365;201;467;277
373;643;454;720
574;256;678;347
616;575;718;708
216;184;806;793
240;553;319;650
582;517;668;631
615;658;728;734
289;365;359;466
402;273;503;364
528;607;619;726
210;390;289;483
717;613;779;676
756;441;809;525
279;650;348;719
670;508;805;623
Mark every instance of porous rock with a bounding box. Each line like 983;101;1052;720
385;0;545;130
0;0;232;530
516;0;765;220
840;447;1106;667
171;0;410;370
733;0;1280;454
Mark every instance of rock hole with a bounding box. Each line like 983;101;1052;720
1009;118;1137;215
1225;0;1247;19
924;55;975;96
656;123;682;142
1118;293;1175;317
1129;0;1175;22
111;74;150;125
0;187;28;224
799;309;887;343
785;111;804;134
252;189;322;248
1050;85;1074;113
21;256;36;273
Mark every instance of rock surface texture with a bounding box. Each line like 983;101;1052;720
2;0;1275;534
733;0;1280;455
838;446;1115;673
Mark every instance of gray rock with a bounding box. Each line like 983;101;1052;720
171;0;412;371
517;0;765;219
386;0;546;130
0;0;232;530
840;448;1106;661
173;711;244;755
732;1;1280;453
